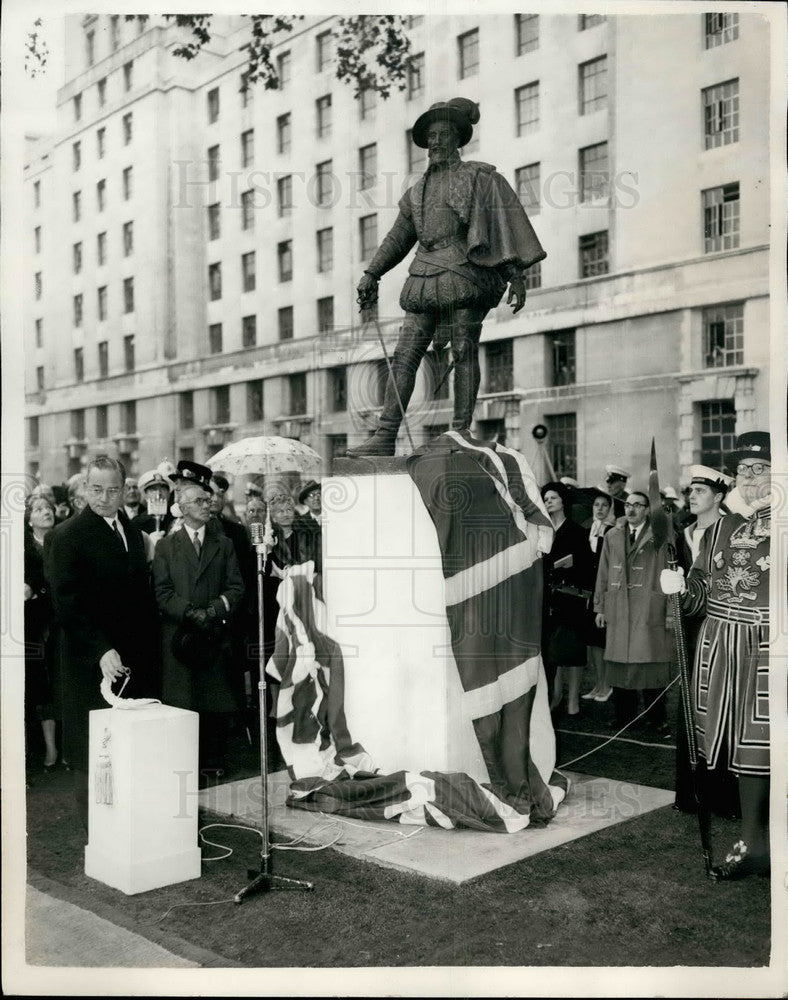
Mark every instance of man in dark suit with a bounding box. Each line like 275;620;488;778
46;455;159;831
152;464;245;775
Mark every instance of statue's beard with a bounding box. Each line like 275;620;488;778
428;147;455;164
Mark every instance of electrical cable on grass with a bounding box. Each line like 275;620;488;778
157;897;239;922
557;677;680;770
157;819;343;919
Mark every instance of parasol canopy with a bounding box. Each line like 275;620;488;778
205;436;322;478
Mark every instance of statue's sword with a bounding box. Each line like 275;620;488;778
356;293;416;452
649;439;713;877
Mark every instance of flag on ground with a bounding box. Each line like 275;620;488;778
266;432;568;831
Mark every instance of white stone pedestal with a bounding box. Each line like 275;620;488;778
84;705;202;895
324;467;489;783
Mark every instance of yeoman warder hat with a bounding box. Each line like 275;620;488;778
411;97;480;149
727;431;771;469
169;460;213;494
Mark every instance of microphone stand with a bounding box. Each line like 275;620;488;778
234;510;314;902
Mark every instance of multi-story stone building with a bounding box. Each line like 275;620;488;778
24;11;770;491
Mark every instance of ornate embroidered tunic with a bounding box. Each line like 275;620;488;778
682;508;770;775
365;157;546;313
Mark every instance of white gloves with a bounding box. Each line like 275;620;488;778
660;567;686;595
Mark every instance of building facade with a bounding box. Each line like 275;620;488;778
24;11;770;491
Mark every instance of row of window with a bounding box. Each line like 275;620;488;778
74;60;134;123
27;394;739;479
34;294;744;393
49;69;739;225
72;114;132;172
84;15;146;69
70;278;135;326
32;178;740;324
542;398;738;480
69;169;133;223
68;336;136;386
69;225;134;272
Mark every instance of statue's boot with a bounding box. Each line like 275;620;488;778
451;327;482;432
346;354;420;458
346;428;398;457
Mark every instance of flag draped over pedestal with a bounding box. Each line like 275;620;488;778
267;432;568;832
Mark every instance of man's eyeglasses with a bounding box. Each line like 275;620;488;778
737;463;769;477
624;501;647;509
88;486;122;499
184;496;211;507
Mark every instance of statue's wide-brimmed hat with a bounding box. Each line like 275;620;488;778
727;431;771;469
411;98;480;149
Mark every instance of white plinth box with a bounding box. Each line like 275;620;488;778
85;705;202;895
324;471;490;784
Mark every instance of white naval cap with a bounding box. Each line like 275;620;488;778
689;465;733;492
604;464;630;480
138;469;173;493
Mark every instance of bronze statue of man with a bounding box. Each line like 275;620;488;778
348;97;546;457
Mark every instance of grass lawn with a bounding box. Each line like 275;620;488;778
24;689;772;969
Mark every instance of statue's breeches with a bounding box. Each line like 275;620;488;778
399;261;505;313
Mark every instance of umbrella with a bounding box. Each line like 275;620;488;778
205;436;322;478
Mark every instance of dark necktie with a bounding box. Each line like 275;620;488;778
629;529;636;546
112;520;127;552
192;531;202;558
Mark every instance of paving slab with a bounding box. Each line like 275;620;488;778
25;885;200;967
200;770;673;884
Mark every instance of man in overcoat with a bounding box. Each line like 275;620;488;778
593;490;674;732
348;97;546;456
152;467;245;775
46;455;159;830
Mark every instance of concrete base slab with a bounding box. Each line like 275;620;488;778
200;770;673;884
25;886;199;967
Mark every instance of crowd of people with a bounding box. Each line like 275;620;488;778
23;429;772;881
23;457;324;815
540;431;772;880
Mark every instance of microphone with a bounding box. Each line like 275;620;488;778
147;495;168;517
250;520;265;546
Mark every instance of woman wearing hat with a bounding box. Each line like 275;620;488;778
349;98;545;456
24;494;60;770
294;480;322;574
541;482;592;715
662;432;772;879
